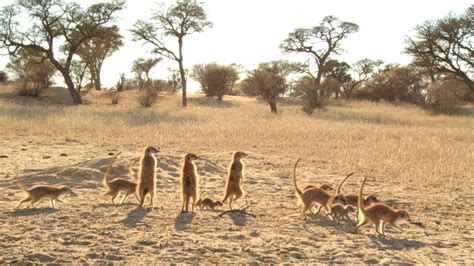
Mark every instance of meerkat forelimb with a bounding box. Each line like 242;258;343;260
292;159;343;220
222;151;248;210
15;176;77;209
181;153;200;213
354;177;410;236
136;146;160;210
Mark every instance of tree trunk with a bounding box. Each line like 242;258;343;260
63;71;83;104
178;37;187;107
268;98;278;113
95;61;102;91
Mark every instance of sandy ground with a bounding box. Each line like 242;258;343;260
0;136;473;264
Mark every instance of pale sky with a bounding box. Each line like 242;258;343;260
0;0;471;91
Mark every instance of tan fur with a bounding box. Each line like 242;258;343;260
16;177;76;209
103;152;139;205
327;203;355;224
303;184;334;192
292;159;344;219
344;194;379;208
222;151;247;210
197;197;223;210
180;153;199;212
136;146;160;210
355;177;410;236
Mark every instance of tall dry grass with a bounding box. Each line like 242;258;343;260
0;85;472;192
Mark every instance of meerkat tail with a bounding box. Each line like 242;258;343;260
15;176;28;192
358;177;368;221
195;191;205;206
103;152;122;188
336;172;355;194
293;158;302;197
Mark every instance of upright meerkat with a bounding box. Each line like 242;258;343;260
355;177;410;236
180;153;199;212
15;176;77;209
103;152;139;205
292;159;345;219
137;146;160;210
222;151;247;210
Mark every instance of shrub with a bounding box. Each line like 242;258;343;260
137;86;158;107
14;81;47;97
0;70;7;82
425;80;465;114
106;90;121;105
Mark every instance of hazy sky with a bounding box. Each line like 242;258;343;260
0;0;471;90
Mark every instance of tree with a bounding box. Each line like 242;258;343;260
280;16;359;110
343;59;383;97
0;0;125;104
240;61;289;113
190;63;239;100
131;0;212;107
323;59;351;98
74;25;123;91
405;5;473;91
6;47;57;96
132;57;162;90
70;59;89;93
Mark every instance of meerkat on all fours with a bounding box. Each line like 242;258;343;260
355;177;410;236
195;192;223;210
15;176;77;209
180;153;200;213
292;159;346;219
326;203;356;224
222;151;248;210
102;152;139;205
136;146;160;210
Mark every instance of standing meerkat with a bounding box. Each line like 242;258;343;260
222;151;247;210
15;176;77;209
355;177;410;236
102;152;139;205
136;146;160;210
292;159;346;219
180;153;199;212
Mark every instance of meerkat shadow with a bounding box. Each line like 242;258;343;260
174;211;196;231
121;206;147;228
12;207;59;217
369;235;426;250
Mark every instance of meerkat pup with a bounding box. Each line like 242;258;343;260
355;177;410;236
195;192;223;210
292;159;345;219
15;176;77;209
181;153;200;212
222;151;247;210
327;203;356;224
136;146;160;210
103;152;139;205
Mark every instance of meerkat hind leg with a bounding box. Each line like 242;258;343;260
119;194;128;205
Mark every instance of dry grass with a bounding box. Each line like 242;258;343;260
0;84;472;192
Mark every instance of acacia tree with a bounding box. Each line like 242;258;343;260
131;0;212;107
343;59;383;97
405;5;473;91
240;61;289;113
323;59;351;98
280;16;358;111
0;0;124;104
190;63;239;100
74;25;123;91
132;57;162;90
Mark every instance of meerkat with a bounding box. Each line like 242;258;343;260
15;176;77;209
355;177;410;236
196;194;223;210
222;151;247;210
344;194;379;208
102;152;139;205
327;203;356;224
303;184;334;192
180;153;200;212
292;159;345;219
136;146;160;210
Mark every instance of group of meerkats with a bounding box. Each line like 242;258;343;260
13;146;410;237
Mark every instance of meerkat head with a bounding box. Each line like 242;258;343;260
185;153;199;161
60;186;77;196
344;205;356;213
233;151;248;161
145;146;160;155
365;195;379;204
398;210;410;222
333;195;346;205
319;184;334;191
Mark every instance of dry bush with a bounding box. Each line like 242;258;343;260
106;90;121;105
425;80;466;114
14;81;47;97
137;86;158;107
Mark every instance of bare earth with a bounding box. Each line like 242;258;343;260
0;88;472;263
